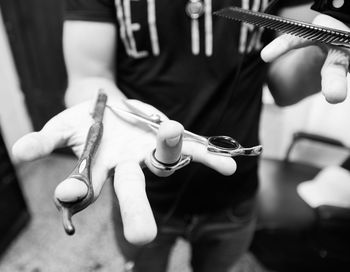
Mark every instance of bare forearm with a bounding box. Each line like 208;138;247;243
63;21;124;107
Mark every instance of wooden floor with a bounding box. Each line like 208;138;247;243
0;155;269;272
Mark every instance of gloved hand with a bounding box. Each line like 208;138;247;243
262;14;350;104
12;98;236;245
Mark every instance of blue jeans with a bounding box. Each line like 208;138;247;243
112;197;256;272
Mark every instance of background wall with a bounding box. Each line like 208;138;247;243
0;0;67;131
261;84;350;167
0;9;32;151
0;0;68;159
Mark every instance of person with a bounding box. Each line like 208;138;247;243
11;0;350;271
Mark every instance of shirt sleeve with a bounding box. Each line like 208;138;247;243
64;0;116;22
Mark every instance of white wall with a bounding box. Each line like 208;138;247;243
0;9;33;157
261;82;350;168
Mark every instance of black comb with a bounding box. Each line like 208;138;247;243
214;7;350;49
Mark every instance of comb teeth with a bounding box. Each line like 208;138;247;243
214;7;350;49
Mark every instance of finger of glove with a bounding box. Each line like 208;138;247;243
316;14;350;103
261;34;313;63
114;161;157;245
54;160;110;202
144;120;184;177
12;114;70;163
321;48;349;103
182;141;237;176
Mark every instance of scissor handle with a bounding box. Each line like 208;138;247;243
229;145;263;157
207;136;263;157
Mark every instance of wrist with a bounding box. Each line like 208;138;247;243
65;77;126;107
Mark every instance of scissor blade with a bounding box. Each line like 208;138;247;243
106;105;161;130
214;7;350;49
107;105;208;144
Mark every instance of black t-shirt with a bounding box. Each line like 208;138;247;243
64;0;312;214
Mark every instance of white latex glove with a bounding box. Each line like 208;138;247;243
261;14;350;104
12;98;236;245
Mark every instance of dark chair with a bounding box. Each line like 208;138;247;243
251;131;350;272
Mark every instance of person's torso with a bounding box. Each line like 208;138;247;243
115;0;269;135
113;0;272;213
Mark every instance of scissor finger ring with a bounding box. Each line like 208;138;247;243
150;149;192;172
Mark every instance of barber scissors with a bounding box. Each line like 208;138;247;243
106;104;262;158
54;90;107;235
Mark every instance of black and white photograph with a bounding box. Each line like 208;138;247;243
0;0;349;271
